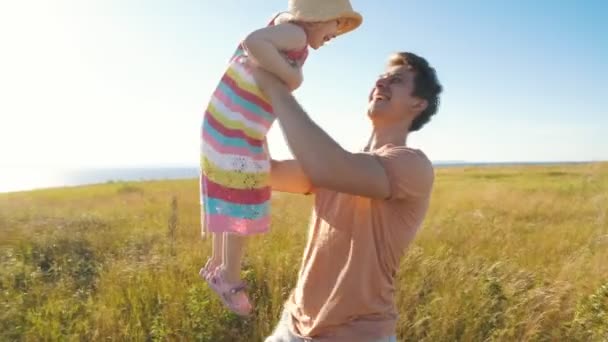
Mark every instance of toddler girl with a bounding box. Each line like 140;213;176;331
199;0;362;316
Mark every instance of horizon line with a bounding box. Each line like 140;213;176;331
1;160;605;169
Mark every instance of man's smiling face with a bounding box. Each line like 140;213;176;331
368;64;423;125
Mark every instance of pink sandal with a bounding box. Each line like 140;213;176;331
199;259;218;281
207;268;253;316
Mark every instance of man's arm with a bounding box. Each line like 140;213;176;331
259;75;392;199
264;138;312;194
270;159;313;194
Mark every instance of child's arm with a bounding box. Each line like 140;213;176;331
243;23;307;91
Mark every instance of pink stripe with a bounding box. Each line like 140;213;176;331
202;128;266;160
213;87;272;129
205;214;269;235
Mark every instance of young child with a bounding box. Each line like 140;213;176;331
199;0;362;316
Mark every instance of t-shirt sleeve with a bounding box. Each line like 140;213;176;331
374;147;435;201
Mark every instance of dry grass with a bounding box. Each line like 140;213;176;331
1;163;607;341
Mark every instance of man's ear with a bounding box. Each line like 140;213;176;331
412;99;428;114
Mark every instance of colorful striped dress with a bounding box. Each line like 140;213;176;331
200;16;309;236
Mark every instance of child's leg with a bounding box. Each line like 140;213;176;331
210;232;223;266
200;232;223;279
206;231;252;316
223;232;247;283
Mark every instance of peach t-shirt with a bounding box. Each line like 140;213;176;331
286;145;434;342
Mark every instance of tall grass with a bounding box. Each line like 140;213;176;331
1;164;607;341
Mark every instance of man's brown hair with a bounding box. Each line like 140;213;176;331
389;52;442;132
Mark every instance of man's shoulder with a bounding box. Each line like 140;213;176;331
376;144;432;163
311;145;434;201
373;144;434;200
375;145;434;176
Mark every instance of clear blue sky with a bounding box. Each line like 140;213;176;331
0;0;606;167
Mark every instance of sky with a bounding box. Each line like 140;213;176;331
0;0;606;168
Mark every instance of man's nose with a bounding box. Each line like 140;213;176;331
375;77;388;88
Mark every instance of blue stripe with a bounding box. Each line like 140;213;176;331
204;196;268;220
217;81;274;123
202;120;264;154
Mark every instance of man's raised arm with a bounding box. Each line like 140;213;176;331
270;159;313;194
256;69;392;199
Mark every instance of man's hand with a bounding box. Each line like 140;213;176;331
251;66;291;97
289;65;303;91
243;23;306;93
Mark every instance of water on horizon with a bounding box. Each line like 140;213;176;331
0;167;199;194
0;162;592;194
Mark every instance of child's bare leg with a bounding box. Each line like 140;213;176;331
200;232;223;279
210;232;252;315
223;232;247;283
209;232;223;266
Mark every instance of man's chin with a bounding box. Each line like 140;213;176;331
367;105;385;118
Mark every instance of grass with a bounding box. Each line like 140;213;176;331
1;163;607;341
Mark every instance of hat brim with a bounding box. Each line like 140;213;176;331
285;10;363;37
336;11;363;36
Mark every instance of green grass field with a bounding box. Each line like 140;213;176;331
1;163;607;341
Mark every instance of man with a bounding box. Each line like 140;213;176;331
258;52;442;342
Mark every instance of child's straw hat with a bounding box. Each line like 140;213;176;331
286;0;363;36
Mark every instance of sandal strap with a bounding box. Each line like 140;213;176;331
229;282;248;294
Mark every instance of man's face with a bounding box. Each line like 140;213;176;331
368;65;423;124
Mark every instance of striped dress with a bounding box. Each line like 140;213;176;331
200;17;309;236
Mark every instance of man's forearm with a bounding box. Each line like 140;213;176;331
268;86;349;183
270;159;313;194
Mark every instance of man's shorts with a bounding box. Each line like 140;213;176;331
264;308;398;342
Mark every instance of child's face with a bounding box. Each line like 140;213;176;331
307;20;339;50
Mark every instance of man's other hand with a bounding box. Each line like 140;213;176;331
251;66;290;96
